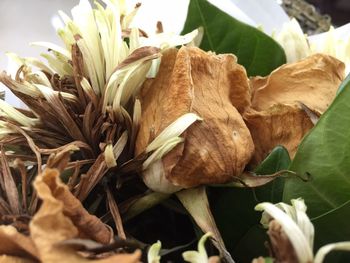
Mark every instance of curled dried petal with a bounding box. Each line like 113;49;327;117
0;255;35;263
0;226;38;260
33;168;112;244
244;104;314;165
250;54;345;114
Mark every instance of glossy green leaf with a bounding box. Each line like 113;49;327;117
283;75;350;252
209;146;290;262
255;146;291;203
182;0;286;76
336;73;350;95
255;145;291;175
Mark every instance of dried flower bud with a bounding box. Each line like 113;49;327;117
136;47;254;192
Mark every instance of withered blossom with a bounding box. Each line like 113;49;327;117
0;0;199;261
137;49;345;190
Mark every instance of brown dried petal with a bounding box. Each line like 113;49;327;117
28;168;140;263
208;256;221;263
250;53;345;114
267;220;298;263
0;226;38;260
0;169;140;263
0;255;35;263
33;169;112;244
112;46;160;73
136;47;254;189
0;150;20;214
244;104;314;165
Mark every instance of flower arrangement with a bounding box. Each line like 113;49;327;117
0;0;350;262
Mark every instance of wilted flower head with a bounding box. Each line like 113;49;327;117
0;0;198;202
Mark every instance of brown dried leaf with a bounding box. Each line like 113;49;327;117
225;170;292;188
250;54;345;114
244;104;314;165
136;47;254;189
34;169;112;244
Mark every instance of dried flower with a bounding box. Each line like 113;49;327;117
0;0;198;260
0;0;198;205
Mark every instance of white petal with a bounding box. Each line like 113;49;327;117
146;113;202;153
275;18;310;63
183;233;212;263
315;242;350;263
0;100;38;127
143;136;184;170
104;144;117;168
148;241;161;263
31;41;71;60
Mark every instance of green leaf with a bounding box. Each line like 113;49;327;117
209;146;290;262
254;146;291;203
255;145;291;175
182;0;286;76
283;75;350;251
336;73;350;95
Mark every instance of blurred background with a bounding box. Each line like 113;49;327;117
0;0;349;106
308;0;350;26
